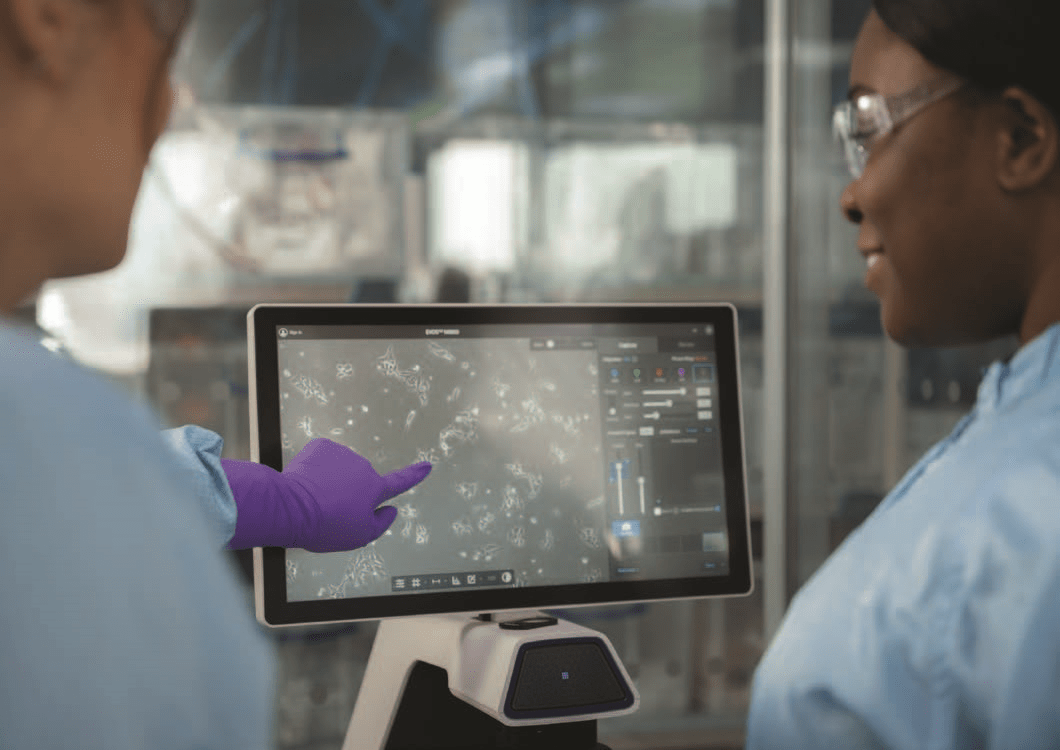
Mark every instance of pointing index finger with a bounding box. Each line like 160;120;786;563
379;461;433;503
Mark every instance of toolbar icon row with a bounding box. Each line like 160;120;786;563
392;570;514;592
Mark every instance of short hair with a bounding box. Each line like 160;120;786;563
873;0;1060;121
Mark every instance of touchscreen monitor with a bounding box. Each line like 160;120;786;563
249;304;752;625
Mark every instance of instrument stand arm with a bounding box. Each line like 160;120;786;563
343;611;639;750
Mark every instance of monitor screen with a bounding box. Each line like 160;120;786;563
250;304;752;625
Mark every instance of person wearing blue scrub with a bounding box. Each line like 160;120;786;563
748;2;1060;748
0;1;428;747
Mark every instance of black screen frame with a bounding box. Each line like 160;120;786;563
251;303;753;625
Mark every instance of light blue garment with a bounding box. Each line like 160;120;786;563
747;322;1060;750
0;321;274;749
160;425;239;549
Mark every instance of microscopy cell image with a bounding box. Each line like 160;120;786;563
320;584;345;599
471;543;503;563
417;447;439;465
539;528;555;551
296;416;315;438
278;336;610;602
477;511;496;533
507;462;544;499
376;345;431;406
492;377;512;401
507;526;527;548
439;408;479;457
521;394;546;425
290;373;329;405
579;527;602;549
415;524;430;545
554;414;584;438
428;342;456;362
501;484;523;513
509;393;548;433
375;346;398;378
345;545;387;589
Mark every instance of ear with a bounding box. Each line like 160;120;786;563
995;86;1060;193
5;0;99;83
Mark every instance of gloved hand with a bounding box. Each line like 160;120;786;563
221;438;432;552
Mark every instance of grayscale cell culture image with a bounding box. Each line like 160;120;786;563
277;338;609;600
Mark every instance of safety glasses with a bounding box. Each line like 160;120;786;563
833;78;965;178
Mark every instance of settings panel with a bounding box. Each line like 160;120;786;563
596;328;730;581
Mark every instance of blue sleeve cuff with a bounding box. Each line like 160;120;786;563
160;426;238;548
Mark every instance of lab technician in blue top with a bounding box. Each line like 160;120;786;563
748;1;1060;748
0;0;430;748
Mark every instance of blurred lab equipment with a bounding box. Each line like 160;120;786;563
434;266;472;303
37;106;409;376
154;106;409;279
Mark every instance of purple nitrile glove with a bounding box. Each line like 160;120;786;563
221;438;432;552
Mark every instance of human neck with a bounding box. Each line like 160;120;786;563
0;244;48;318
0;133;52;318
1019;249;1060;345
0;127;41;316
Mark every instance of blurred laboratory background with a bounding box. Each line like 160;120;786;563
11;0;1020;748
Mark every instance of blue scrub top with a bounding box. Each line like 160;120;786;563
748;323;1060;749
0;322;274;749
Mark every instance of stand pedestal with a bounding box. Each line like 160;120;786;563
343;611;639;750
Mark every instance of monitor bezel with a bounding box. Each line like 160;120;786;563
249;303;753;625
